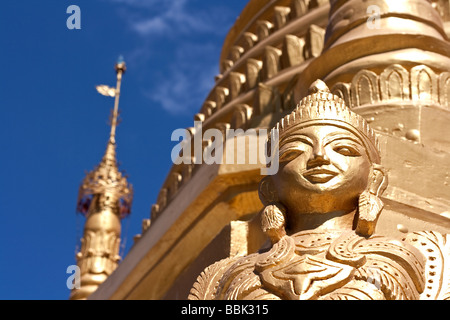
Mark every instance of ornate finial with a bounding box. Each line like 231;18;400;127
78;57;132;218
308;79;330;94
110;56;126;144
71;59;132;300
115;55;126;74
95;56;126;145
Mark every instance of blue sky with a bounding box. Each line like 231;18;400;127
0;0;247;299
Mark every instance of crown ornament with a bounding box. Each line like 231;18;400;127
76;140;133;218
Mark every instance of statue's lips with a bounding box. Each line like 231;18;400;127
303;168;338;183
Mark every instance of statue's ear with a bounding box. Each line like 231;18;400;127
356;165;388;237
258;176;278;206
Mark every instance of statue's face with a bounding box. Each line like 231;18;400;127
272;124;372;214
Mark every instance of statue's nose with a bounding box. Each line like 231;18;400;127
307;146;330;168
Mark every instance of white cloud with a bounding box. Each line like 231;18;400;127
133;16;169;35
105;0;237;115
147;43;220;115
112;0;227;37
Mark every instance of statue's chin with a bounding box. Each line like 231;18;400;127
282;180;365;213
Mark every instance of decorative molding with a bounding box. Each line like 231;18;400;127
229;72;246;99
245;58;263;90
221;0;325;71
262;46;282;81
256;20;274;42
379;64;410;101
331;64;450;109
290;0;310;20
281;34;305;68
351;69;380;107
303;24;325;60
231;104;253;130
274;6;291;30
411;65;438;102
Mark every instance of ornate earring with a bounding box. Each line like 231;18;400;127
261;203;287;244
356;165;388;237
259;177;287;244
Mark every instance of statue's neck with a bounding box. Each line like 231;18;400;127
286;209;357;235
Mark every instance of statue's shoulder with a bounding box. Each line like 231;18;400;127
403;231;450;300
188;252;268;300
188;256;240;300
188;248;283;300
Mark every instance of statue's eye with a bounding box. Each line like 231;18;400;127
280;149;302;162
333;145;360;156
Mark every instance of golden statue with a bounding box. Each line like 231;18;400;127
188;80;449;300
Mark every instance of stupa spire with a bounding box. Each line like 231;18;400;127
70;57;133;300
